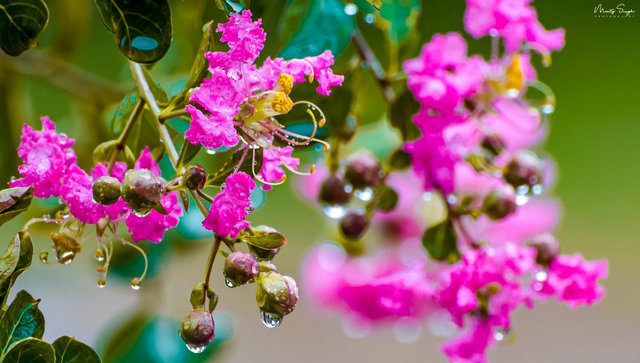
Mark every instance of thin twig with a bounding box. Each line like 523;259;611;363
352;29;395;103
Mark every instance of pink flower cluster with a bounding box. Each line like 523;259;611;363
301;2;607;362
202;172;255;238
10;119;182;243
186;10;342;185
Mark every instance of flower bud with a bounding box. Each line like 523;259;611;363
528;233;559;265
92;176;122;205
504;151;543;188
339;211;369;240
344;152;382;189
248;244;281;261
184;165;206;190
480;133;505;157
179;308;215;353
121;169;166;213
224;252;259;287
482;185;517;220
256;271;298;317
319;175;351;205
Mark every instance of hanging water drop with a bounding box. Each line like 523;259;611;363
97;279;106;288
260;311;283;328
354;187;374;202
130;278;141;290
39;251;49;263
95;249;105;262
185;343;207;354
225;278;237;288
133;209;151;217
322;204;348;219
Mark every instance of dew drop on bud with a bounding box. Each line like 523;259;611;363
97;279;106;288
322;204;347;219
133;210;151;217
225;278;237;288
130;278;141;290
353;187;374;202
39;251;49;263
260;311;283;328
186;344;207;354
95;249;105;262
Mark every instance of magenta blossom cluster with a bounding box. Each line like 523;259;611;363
202;172;255;238
301;1;607;362
10;118;182;243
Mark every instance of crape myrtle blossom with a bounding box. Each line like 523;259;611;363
186;10;343;189
202;172;256;238
10;118;182;243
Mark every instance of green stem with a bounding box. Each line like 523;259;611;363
352;29;395;103
202;237;221;290
107;99;146;173
159;108;189;122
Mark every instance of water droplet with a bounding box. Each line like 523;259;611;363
354;187;374;202
541;104;555;115
489;28;499;37
393;319;422;343
133;209;151;217
344;3;358;15
531;184;544;195
515;194;529;206
42;214;52;221
186;343;207;353
130;278;141;290
225;278;237;288
10;176;16;182
535;270;548;282
206;148;217;155
446;194;458;205
364;13;375;24
343;184;353;193
95;249;105;262
423;192;433;201
39;251;49;263
322;204;347;219
260;311;283;328
427;310;458;337
494;328;514;345
97;279;106;288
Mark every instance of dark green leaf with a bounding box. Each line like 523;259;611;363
279;0;355;58
0;231;33;308
2;338;54;363
387;148;411;171
389;89;421;141
52;336;101;363
0;187;33;227
421;219;460;263
0;0;49;56
93;0;172;63
241;226;286;250
367;0;382;11
0;290;44;353
205;149;262;187
163;21;216;114
177;142;202;170
379;0;421;42
373;183;398;212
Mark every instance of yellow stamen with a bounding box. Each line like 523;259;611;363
505;53;524;93
272;92;293;114
277;74;294;95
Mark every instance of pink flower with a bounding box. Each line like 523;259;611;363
536;254;608;308
375;170;429;239
302;244;435;322
10;117;76;198
202;172;255;238
260;146;300;183
464;0;565;53
125;147;183;243
61;165;107;224
442;319;492;363
216;9;266;65
405;132;458;194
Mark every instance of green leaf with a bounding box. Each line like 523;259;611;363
387;148;411;171
177;142;202;170
379;0;421;42
163;21;216;115
367;0;382;11
279;0;355;58
2;338;54;363
0;290;44;353
0;231;33;308
52;336;101;363
389;89;421;141
0;187;33;228
205;149;262;187
93;0;172;63
0;0;49;56
373;183;398;212
421;219;460;263
241;226;286;250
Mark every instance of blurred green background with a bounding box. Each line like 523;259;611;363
1;0;639;362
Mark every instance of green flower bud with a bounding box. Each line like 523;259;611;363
224;252;259;288
339;211;369;240
504;151;543;188
319;175;351;205
344;152;382;189
92;176;122;205
179;308;215;353
482;185;517;220
256;271;298;317
248;244;281;261
121;169;166;214
184;164;206;190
